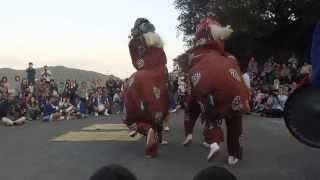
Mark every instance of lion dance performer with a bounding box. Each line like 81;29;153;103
179;16;250;165
123;18;170;158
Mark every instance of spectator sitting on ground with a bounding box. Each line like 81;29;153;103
74;97;87;119
193;166;237;180
43;96;60;122
112;88;122;114
0;91;26;126
26;95;41;121
58;96;75;120
252;88;268;113
90;165;137;180
261;88;288;118
92;88;110;116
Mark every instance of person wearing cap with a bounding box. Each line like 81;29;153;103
123;18;170;158
26;62;36;85
180;15;250;165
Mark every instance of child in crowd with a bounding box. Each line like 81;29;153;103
43;96;60;122
93;88;110;116
58;96;75;120
26;95;41;121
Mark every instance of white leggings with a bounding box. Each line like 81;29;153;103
2;117;26;126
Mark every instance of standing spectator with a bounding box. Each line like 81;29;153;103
247;57;258;74
49;79;58;97
69;80;78;104
41;65;52;82
21;78;29;97
112;88;122;114
57;81;65;95
242;71;251;89
77;81;88;103
89;79;97;93
262;57;274;84
288;54;299;68
280;64;291;84
169;79;179;113
14;76;21;98
26;62;36;85
0;76;9;95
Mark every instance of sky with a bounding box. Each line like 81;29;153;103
0;0;185;78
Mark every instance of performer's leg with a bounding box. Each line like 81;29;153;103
225;114;243;165
204;122;224;161
183;99;201;146
136;122;159;158
163;114;170;132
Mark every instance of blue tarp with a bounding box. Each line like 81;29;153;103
311;23;320;87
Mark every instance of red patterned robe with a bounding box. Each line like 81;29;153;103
186;43;250;159
123;34;170;157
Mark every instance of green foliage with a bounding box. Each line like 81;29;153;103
174;0;320;66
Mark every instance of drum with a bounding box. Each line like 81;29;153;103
284;84;320;148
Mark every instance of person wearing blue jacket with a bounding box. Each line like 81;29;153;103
311;23;320;87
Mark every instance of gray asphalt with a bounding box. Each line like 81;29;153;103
0;112;319;180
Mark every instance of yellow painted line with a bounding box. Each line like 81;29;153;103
82;123;128;131
52;131;142;142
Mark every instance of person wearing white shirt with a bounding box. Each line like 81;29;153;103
242;72;251;89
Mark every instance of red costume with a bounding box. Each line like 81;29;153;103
123;18;169;158
182;16;250;163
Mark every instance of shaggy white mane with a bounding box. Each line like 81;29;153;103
143;32;164;48
209;24;234;40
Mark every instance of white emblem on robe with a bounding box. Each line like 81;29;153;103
191;72;201;86
229;68;241;81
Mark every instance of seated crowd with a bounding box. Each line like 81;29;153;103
247;54;312;118
0;63;124;126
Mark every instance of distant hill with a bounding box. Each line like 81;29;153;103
0;66;120;84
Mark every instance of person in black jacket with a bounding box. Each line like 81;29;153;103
26;62;36;85
0;92;26;126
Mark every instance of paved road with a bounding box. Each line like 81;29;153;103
0;112;319;180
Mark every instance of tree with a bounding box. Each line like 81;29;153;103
174;0;320;67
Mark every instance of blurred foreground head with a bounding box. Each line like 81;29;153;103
90;165;137;180
193;166;237;180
